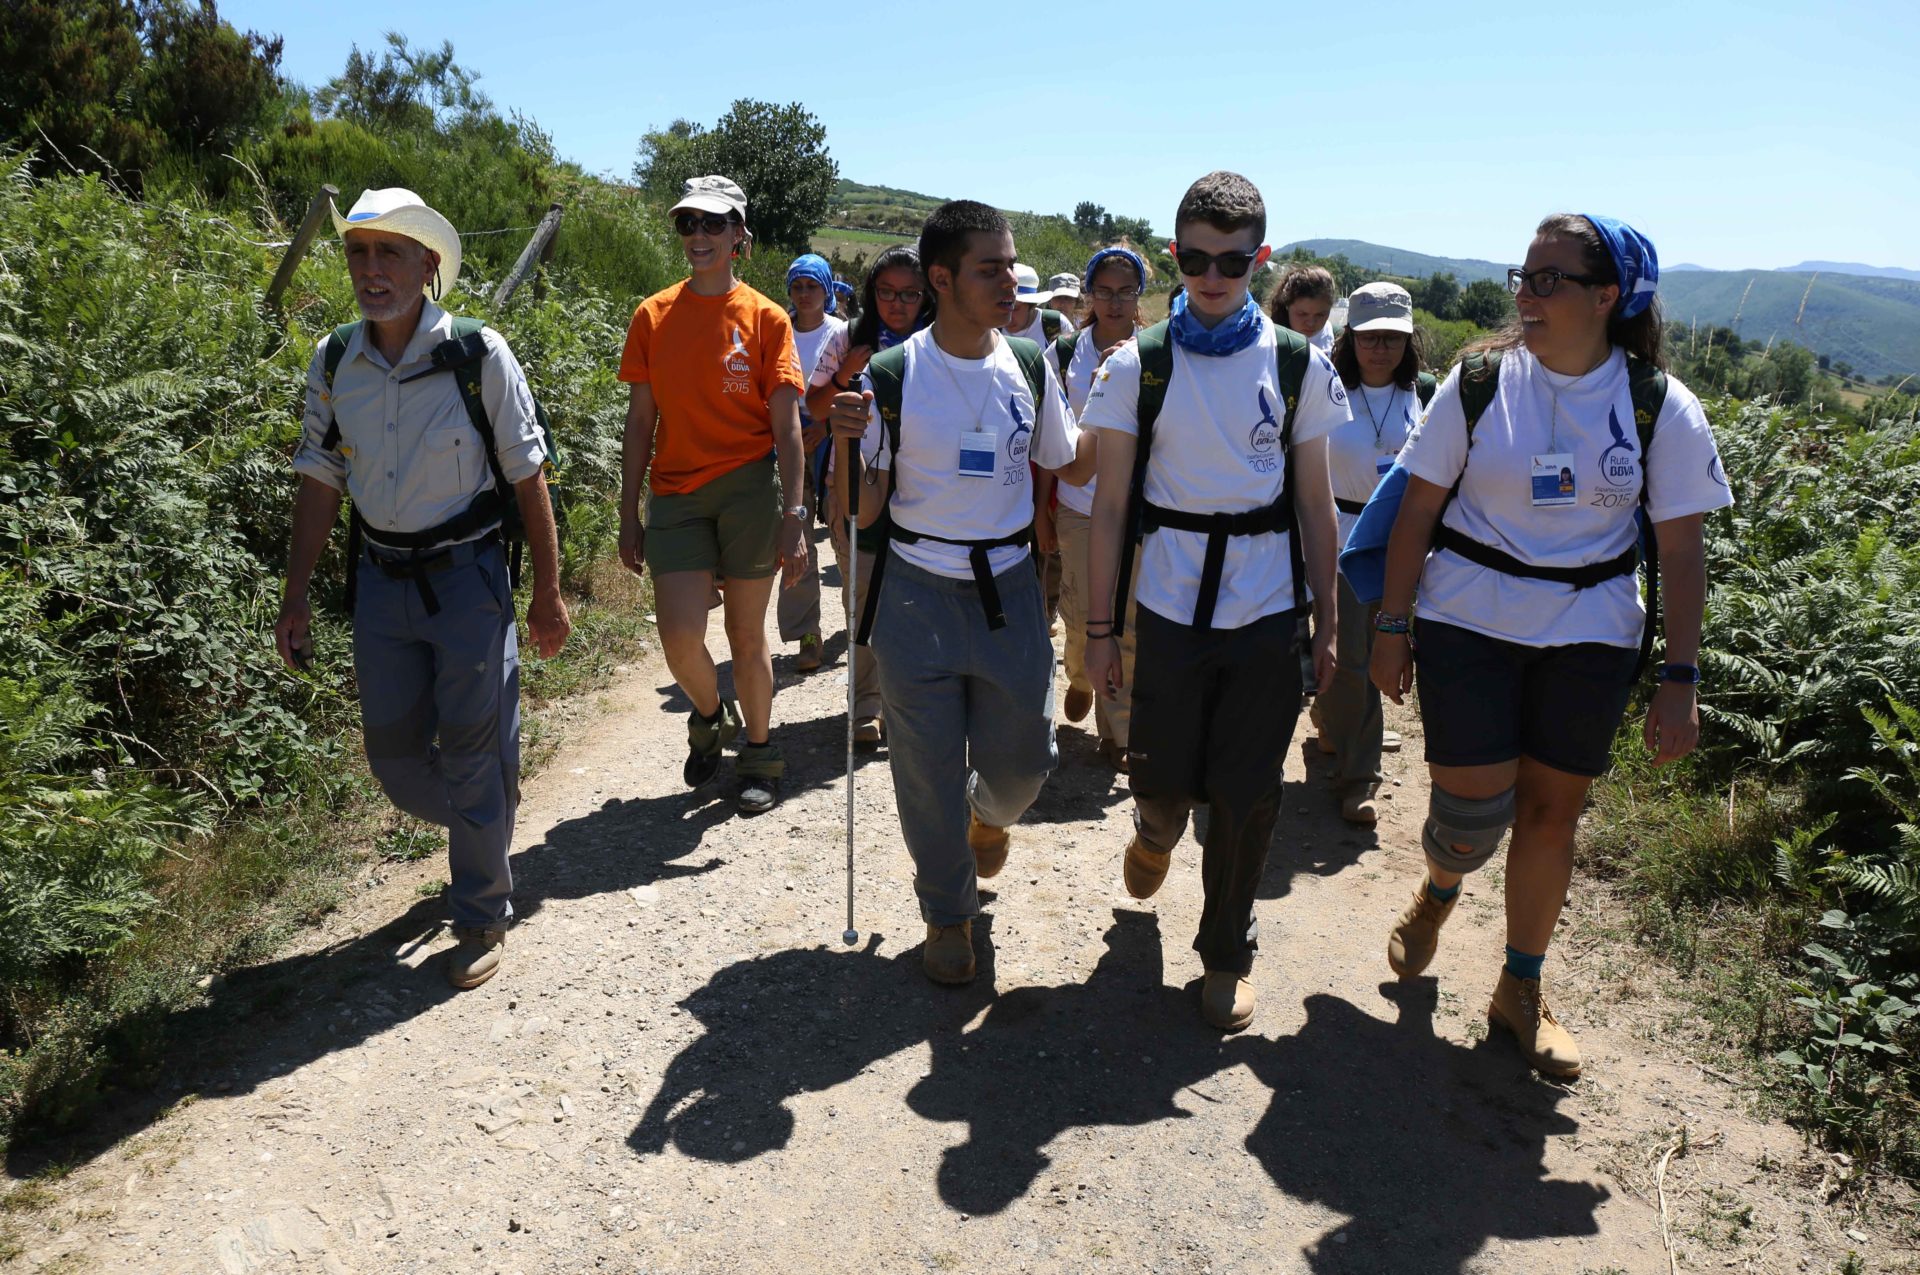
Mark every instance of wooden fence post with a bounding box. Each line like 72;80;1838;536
495;203;564;310
532;202;563;304
265;183;339;316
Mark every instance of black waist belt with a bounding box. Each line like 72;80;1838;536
361;529;500;617
1335;497;1368;516
1432;525;1637;588
856;523;1033;644
1140;497;1290;631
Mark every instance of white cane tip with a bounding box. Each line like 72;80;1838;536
842;929;859;945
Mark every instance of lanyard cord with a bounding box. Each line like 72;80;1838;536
1358;382;1400;448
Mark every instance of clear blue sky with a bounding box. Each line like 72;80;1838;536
224;0;1919;272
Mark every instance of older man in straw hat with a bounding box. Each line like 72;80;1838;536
273;188;569;989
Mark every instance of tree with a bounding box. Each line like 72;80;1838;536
1072;201;1105;239
139;0;282;157
632;99;836;254
316;32;489;132
1111;215;1154;246
1413;271;1461;321
1457;277;1512;329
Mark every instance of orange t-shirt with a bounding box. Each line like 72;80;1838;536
618;280;804;495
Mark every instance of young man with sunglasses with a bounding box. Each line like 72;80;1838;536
618;176;808;815
828;200;1097;986
1082;172;1348;1031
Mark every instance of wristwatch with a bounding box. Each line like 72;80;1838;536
1659;663;1702;686
783;504;809;519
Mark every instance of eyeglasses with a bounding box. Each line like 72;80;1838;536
1506;266;1605;298
1354;332;1407;350
674;211;733;237
1090;286;1141;303
873;286;925;305
1174;247;1260;279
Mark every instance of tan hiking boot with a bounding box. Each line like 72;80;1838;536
1488;969;1583;1079
1308;698;1335;755
1202;971;1256;1032
794;632;823;673
1097;738;1130;774
923;921;976;985
1064;686;1094;723
447;926;506;989
1122;834;1171;900
853;716;884;750
968;813;1011;879
1387;882;1459;978
1340;791;1379;825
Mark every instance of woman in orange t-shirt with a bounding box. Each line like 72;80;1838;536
617;175;807;815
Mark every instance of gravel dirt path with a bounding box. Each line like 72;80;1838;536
4;541;1909;1273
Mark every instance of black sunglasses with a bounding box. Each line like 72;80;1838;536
1506;266;1606;298
674;211;734;237
1175;247;1261;279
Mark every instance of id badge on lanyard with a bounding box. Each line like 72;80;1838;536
1531;453;1577;507
958;429;998;478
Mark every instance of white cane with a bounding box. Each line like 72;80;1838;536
841;433;861;946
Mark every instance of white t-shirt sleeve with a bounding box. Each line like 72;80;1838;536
1078;342;1143;437
1030;352;1080;470
1643;378;1735;523
1397;366;1470;488
1290;346;1353;446
810;327;850;389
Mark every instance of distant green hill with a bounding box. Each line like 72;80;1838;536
1283;238;1920;379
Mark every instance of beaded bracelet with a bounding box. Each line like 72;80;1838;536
1374;612;1412;636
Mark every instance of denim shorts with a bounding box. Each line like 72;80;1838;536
1413;618;1638;777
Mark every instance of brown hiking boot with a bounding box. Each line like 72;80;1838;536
1064;686;1094;723
923;921;976;985
1340;791;1379;825
1123;834;1171;899
794;632;823;673
1202;971;1256;1032
1097;738;1130;774
968;813;1010;879
1308;698;1335;755
446;926;505;990
1387;882;1459;977
1487;969;1583;1079
853;716;884;750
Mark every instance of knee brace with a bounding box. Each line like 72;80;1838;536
1422;786;1515;876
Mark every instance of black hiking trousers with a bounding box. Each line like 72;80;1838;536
1126;605;1304;976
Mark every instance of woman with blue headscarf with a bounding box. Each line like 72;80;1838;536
775;253;847;673
1364;214;1733;1080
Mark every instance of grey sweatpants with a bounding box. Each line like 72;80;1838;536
1316;573;1384;799
353;537;520;931
776;470;822;644
870;551;1058;926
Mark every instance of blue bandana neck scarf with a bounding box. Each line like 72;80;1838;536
1169;290;1264;357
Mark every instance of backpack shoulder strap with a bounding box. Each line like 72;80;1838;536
1416;371;1438;408
867;343;908;462
319;321;361;452
1457;350;1503;438
1041;310;1062;343
1002;334;1049;409
1112;321;1173;639
1625;354;1667;458
1134;320;1173;437
1053;330;1078;377
1624;352;1670;680
432;316;507;490
1273;324;1311;448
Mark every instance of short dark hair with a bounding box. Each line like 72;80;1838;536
919;200;1011;282
1174;171;1265;245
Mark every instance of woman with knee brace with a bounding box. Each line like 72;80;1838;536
1368;214;1733;1078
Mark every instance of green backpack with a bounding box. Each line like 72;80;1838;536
319;316;558;613
853;335;1052;644
1112;321;1313;634
1443;349;1668;672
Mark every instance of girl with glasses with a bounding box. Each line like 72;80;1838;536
1369;214;1733;1077
804;246;937;749
1042;246;1152;772
1318;283;1433;825
617;176;808;815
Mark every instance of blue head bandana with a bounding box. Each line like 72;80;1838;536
787;253;837;314
1169;289;1264;357
1580;215;1659;320
1083;246;1148;293
832;280;854;313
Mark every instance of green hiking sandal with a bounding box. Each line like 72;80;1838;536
684;699;741;787
734;741;786;815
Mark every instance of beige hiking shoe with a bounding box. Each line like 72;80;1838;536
446;926;506;990
923;921;976;985
1308;698;1335;755
1122;834;1171;900
1340;791;1379;825
969;813;1010;880
1387;883;1459;978
1202;971;1256;1032
1064;686;1094;723
794;632;823;673
853;716;884;750
1488;969;1583;1079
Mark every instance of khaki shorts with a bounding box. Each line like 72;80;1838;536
644;456;781;580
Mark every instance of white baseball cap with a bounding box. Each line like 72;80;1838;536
669;175;748;221
330;188;462;297
1346;281;1414;333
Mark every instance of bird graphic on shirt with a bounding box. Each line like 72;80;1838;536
1007;394;1032;461
1248;387;1280;454
1598;406;1637;487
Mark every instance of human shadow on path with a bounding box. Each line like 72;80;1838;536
1256;743;1383;903
631;908;1246;1218
1238;979;1605;1273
